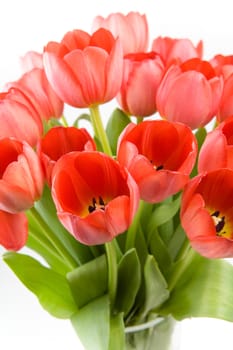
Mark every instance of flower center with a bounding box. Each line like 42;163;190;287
88;196;106;213
211;210;233;239
150;160;164;170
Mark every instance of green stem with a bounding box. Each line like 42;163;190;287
105;240;118;307
89;105;112;156
28;207;77;270
136;116;143;124
125;200;144;251
61;115;69;127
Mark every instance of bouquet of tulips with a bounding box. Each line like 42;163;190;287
1;11;233;350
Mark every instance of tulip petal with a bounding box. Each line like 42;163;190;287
198;130;227;172
66;47;107;104
43;52;87;107
0;211;28;250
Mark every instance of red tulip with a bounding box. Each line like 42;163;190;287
117;120;197;203
156;58;223;129
117;52;165;117
7;68;64;121
43;28;123;108
0;88;43;147
92;12;149;55
0;210;28;251
51;151;139;245
38;126;96;185
152;36;203;67
198;116;233;173
0;138;44;213
181;169;233;258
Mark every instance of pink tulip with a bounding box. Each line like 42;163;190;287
198;115;233;172
43;28;123;108
51;151;139;245
181;169;233;258
152;37;203;67
0;137;44;213
20;51;44;72
7;68;64;121
38;126;96;185
117;52;165;117
0;88;43;146
156;58;223;129
0;210;28;251
117;120;197;203
210;54;233;80
92;12;148;55
217;73;233;122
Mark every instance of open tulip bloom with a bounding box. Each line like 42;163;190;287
2;10;233;350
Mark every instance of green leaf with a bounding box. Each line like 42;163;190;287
3;252;77;319
148;195;181;232
167;224;186;261
34;185;93;265
140;255;170;320
73;113;91;127
71;295;110;350
106;108;131;154
27;230;70;276
148;229;172;275
109;313;125;350
159;250;233;322
67;255;108;309
115;249;141;316
26;210;70;275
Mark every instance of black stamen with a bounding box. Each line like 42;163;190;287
88;205;95;213
88;196;106;213
156;165;164;171
99;196;105;206
216;216;225;233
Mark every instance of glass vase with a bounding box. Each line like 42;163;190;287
125;316;180;350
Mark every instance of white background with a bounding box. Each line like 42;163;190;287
1;0;233;349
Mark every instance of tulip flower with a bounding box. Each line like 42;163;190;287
43;28;123;108
0;210;28;251
210;54;233;80
152;36;203;67
198;115;233;173
38;126;96;185
51;151;139;245
0;88;43;147
0;137;44;213
217;73;233;122
181;169;233;258
92;12;148;55
7;68;64;121
20;51;44;72
117;52;165;117
156;58;223;129
117;120;197;203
